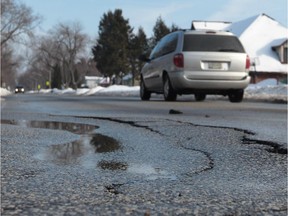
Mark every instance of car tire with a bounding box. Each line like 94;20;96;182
163;75;177;101
194;93;206;102
228;90;244;103
140;78;151;100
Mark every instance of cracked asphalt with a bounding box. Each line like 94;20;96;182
1;94;287;215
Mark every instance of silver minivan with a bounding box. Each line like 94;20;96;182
139;30;251;102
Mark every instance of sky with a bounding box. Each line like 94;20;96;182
22;0;288;39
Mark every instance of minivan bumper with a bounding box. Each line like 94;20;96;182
169;71;251;93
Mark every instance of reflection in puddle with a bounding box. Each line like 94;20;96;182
96;161;177;180
2;119;177;180
44;140;86;165
38;133;121;165
91;134;121;153
98;160;128;171
1;119;98;134
1;119;121;165
127;164;177;180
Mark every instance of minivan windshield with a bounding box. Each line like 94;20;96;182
183;34;245;53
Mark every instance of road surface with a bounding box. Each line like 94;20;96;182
1;94;287;215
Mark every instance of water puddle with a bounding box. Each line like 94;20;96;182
127;163;177;180
98;160;128;171
96;160;177;180
1;119;121;165
37;134;121;165
2;119;176;180
1;119;98;134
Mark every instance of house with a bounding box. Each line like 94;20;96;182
192;14;288;83
226;14;287;83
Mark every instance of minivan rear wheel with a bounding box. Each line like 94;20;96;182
194;93;206;102
140;78;151;100
228;90;244;103
163;75;177;101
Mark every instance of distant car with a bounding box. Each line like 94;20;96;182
139;30;251;102
15;85;25;94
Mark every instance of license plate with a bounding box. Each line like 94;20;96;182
208;62;222;70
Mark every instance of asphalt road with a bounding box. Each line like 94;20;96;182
1;94;287;215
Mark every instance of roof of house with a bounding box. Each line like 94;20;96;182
226;14;288;73
272;38;288;49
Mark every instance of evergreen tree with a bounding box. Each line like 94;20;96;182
151;16;170;47
92;9;132;78
128;27;148;85
170;23;180;32
51;64;62;89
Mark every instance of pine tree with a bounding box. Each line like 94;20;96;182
151;16;170;47
51;64;62;89
92;9;132;78
128;27;148;85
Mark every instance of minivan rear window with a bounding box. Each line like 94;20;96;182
183;34;245;53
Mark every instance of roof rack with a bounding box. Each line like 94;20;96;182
191;20;231;31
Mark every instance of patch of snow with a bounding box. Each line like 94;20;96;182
53;88;76;95
245;79;287;102
85;86;105;95
1;82;287;103
0;88;11;97
76;88;90;95
97;85;139;96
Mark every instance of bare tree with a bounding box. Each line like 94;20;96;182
52;22;89;88
1;0;41;46
25;22;91;89
0;44;18;88
1;0;41;88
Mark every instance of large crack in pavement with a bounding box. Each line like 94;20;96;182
69;115;286;156
63;115;286;182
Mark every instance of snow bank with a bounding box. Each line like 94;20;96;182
0;88;11;97
76;86;104;95
95;85;140;96
75;85;140;96
245;79;287;102
1;81;287;103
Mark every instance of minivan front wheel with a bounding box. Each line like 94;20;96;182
228;90;244;103
140;78;151;100
163;75;177;101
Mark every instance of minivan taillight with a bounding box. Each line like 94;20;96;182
246;55;250;69
173;53;184;68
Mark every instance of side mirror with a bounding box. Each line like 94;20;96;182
138;54;150;62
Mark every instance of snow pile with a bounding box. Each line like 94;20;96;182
0;88;11;97
75;85;139;96
1;81;287;102
245;79;287;102
54;88;76;95
76;86;104;95
94;85;139;96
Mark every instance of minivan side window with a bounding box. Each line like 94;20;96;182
160;33;178;56
149;40;162;59
150;33;178;59
149;41;162;60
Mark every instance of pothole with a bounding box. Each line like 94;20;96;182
1;119;122;165
1;118;210;180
